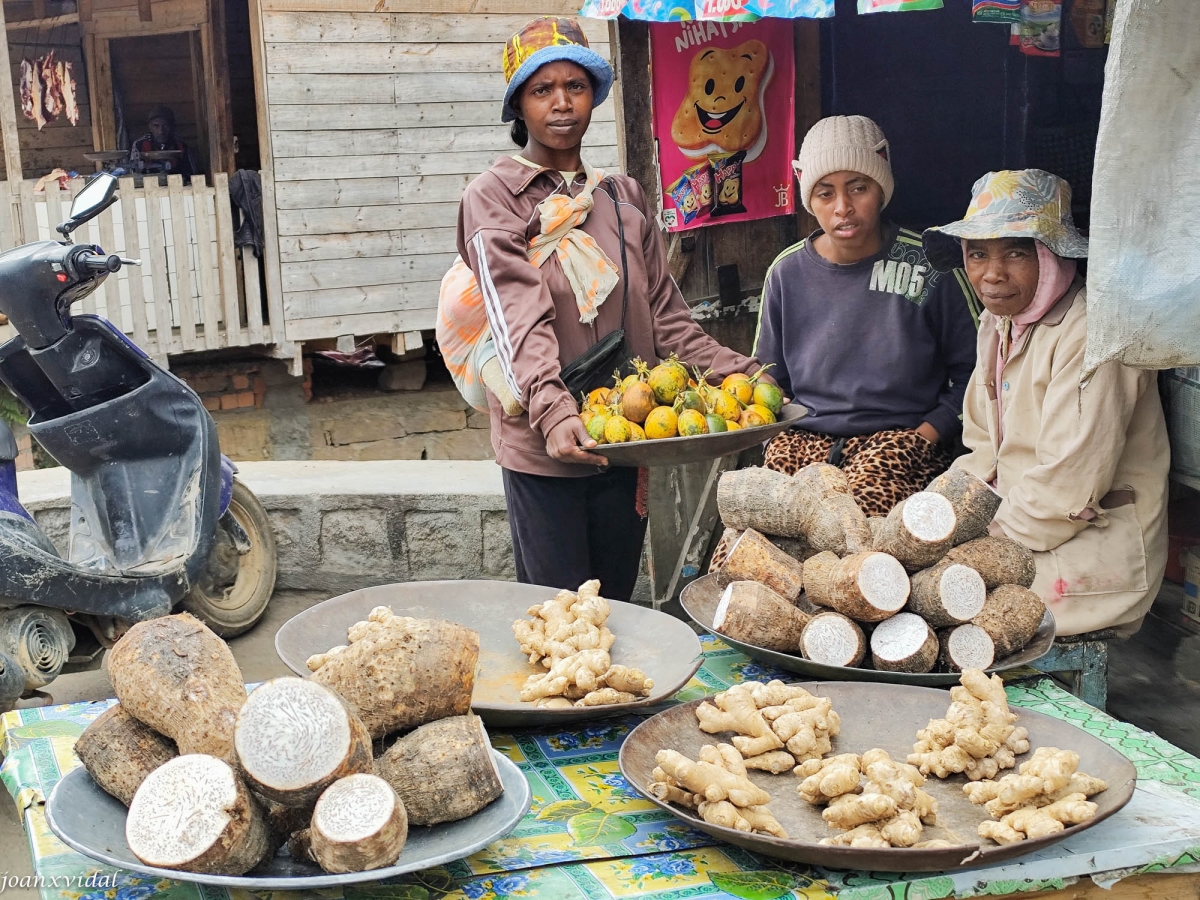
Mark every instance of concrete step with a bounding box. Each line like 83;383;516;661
16;460;514;592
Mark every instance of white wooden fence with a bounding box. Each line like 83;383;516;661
0;173;284;360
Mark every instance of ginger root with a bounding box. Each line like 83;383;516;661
696;680;839;768
650;744;787;839
908;668;1022;781
511;581;654;707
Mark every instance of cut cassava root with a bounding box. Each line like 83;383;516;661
375;715;503;826
925;467;1002;546
125;754;271;875
234;677;373;809
907;562;987;627
309;773;408;874
946;536;1037;590
311;609;479;739
974;585;1047;659
869;613;939;674
873;493;958;571
722;528;805;602
713;581;810;652
803;551;909;623
74;703;177;806
107;613;247;765
800;612;866;668
938;624;996;672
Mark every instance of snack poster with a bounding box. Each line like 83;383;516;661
649;19;796;232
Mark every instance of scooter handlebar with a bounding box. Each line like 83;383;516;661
76;252;123;273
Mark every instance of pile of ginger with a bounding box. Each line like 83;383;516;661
513;580;653;707
651;743;787;838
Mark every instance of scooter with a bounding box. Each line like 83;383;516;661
0;172;277;708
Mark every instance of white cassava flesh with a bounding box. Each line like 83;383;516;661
939;624;996;672
874;493;958;571
722;528;805;602
375;715;504;825
907;562;987;627
803;551;910;622
125;754;270;875
310;773;408;874
800;612;866;667
925;467;1002;545
713;581;810;652
870;613;939;673
945;537;1037;589
234;677;373;808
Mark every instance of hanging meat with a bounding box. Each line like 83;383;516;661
41;51;62;120
28;56;47;130
19;59;35;122
60;61;79;126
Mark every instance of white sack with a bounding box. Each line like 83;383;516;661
1084;0;1200;375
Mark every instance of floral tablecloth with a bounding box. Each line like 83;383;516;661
5;635;1200;900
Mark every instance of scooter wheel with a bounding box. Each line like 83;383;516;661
181;479;277;638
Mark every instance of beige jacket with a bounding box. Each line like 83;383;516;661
955;280;1169;636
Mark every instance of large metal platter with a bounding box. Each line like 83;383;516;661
619;685;1136;873
681;573;1055;686
45;750;531;889
592;403;807;467
275;580;704;728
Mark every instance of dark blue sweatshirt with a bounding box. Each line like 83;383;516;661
753;225;981;440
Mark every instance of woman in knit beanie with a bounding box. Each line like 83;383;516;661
751;115;981;517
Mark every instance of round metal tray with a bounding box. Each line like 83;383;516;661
275;580;704;728
619;684;1136;873
681;573;1056;686
46;749;531;889
592;403;807;467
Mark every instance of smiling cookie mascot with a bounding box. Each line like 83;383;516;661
672;40;772;160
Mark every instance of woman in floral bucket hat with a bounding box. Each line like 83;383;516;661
451;17;765;602
924;169;1169;638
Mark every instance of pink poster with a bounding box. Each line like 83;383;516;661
649;19;796;232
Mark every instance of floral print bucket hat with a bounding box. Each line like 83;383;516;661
922;169;1089;272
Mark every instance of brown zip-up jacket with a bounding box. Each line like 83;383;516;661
457;155;761;477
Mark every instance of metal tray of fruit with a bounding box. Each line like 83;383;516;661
593;402;807;467
619;684;1136;872
681;573;1055;686
46;749;531;889
275;580;704;727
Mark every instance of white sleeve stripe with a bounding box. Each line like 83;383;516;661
472;231;523;401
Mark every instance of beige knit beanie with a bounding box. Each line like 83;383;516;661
793;115;894;214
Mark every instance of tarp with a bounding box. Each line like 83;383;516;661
1084;0;1200;374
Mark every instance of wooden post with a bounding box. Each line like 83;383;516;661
613;18;656;207
0;0;24;184
206;0;235;174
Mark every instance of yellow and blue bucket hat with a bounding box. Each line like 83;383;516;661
501;17;614;124
923;169;1089;272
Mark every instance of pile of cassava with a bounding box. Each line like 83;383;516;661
73;610;504;877
512;579;655;707
709;464;1047;674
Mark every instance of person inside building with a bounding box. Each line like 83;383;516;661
924;169;1169;637
455;15;768;602
131;105;194;178
753;115;981;517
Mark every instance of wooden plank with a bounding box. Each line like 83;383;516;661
265;40;609;76
242;247;265;343
212;171;247;344
6;11;79;29
137;0;151;21
0;183;17;250
165;175;197;350
262;11;610;44
189;177;224;349
247;0;287;347
281;251;457;292
206;0;235;174
273;178;400;210
274;146;620;181
16;178;36;244
277;226;457;262
117;177;150;351
282;279;439;320
272;129;400;159
266;72;395;105
792;19;821;238
262;0;593;14
89;37;117;160
96;190;121;323
143;177;177;350
0;0;23;182
274;121;615;158
275;201;459;236
42;181;64;234
283;307;436;342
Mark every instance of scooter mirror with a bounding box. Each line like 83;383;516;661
57;173;119;237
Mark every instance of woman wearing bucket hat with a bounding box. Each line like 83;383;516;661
453;16;764;602
752;115;981;518
924;169;1169;638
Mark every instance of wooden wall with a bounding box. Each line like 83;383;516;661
252;0;619;342
2;16;94;179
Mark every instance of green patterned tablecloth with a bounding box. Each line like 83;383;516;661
5;634;1200;900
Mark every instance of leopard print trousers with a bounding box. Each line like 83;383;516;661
762;428;959;518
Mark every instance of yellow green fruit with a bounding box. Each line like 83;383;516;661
673;389;706;415
586;412;610;443
621;381;657;425
644;406;678;440
629;422;646;441
722;373;754;406
648;363;688;406
752;382;784;416
677;409;709;436
707;389;742;421
604;415;633;444
587;387;611;409
580;409;595;428
705;413;728;433
724;420;743;431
